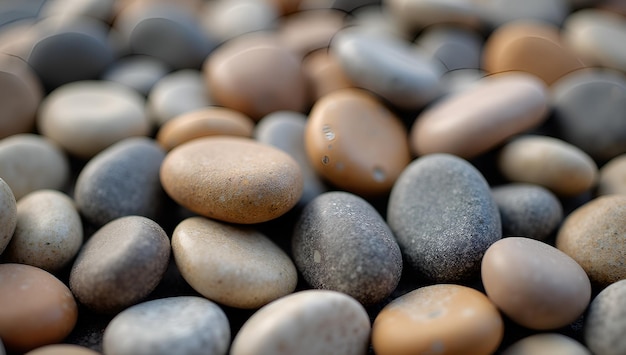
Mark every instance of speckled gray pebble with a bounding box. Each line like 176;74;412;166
103;296;230;355
584;279;626;355
74;137;166;226
492;183;563;240
387;153;501;281
0;178;17;255
292;191;402;305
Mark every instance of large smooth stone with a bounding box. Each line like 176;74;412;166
387;153;501;281
501;333;591;355
230;290;370;355
584;279;626;355
0;178;17;255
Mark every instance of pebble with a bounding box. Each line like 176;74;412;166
556;194;626;286
411;73;549;159
160;137;303;224
278;9;345;57
103;296;230;355
38;80;150;159
482;0;569;28
74;137;166;226
0;263;78;353
481;237;591;330
584;279;626;355
501;333;591;355
372;284;504;355
39;0;115;23
385;0;484;34
201;0;279;44
305;88;411;196
492;183;563;240
292;191;402;305
597;153;626;195
387;153;501;281
301;49;353;102
24;344;100;355
3;190;82;272
498;135;598;196
69;216;170;313
0;178;17;255
230;290;370;355
0;133;69;200
102;55;169;96
415;25;483;71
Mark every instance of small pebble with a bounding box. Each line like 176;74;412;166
482;0;569;27
278;9;345;57
584;279;626;355
301;48;354;103
102;55;169;96
24;344;100;355
0;178;17;255
501;333;591;355
201;0;279;44
597;153;626;195
415;25;483;71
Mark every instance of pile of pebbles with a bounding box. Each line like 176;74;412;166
0;0;625;354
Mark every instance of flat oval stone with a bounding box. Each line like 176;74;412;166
156;106;255;151
0;263;78;353
292;191;402;305
501;333;591;355
416;26;483;71
372;284;504;355
584;279;626;355
69;216;170;313
103;296;230;355
161;136;302;224
24;344;100;355
411;73;549;159
482;237;591;330
102;55;169;96
172;217;297;308
387;153;502;281
597;154;626;195
74;137;166;226
4;190;82;272
301;49;353;102
230;290;370;355
0;133;69;200
0;178;17;255
38;80;150;159
305;88;411;196
498;135;598;196
556;194;626;286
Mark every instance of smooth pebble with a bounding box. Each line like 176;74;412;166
278;9;345;57
201;0;278;44
501;333;591;355
597;153;626;195
301;49;353;102
415;25;483;71
482;0;569;28
24;344;100;355
102;55;169;96
385;0;484;34
584;279;626;355
0;178;17;255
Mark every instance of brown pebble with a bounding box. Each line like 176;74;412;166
301;49;354;103
278;9;346;57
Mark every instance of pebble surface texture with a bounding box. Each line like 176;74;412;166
103;296;230;355
501;333;591;355
584;279;626;355
0;178;17;254
292;191;403;305
230;290;371;355
387;153;502;282
69;216;170;314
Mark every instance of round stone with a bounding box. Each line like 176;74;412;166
501;333;591;355
102;55;169;96
415;26;483;71
24;344;100;355
584;279;626;355
597;154;626;195
69;216;170;313
0;178;17;255
482;237;591;330
230;290;370;355
372;284;504;355
172;217;297;309
387;153;502;281
0;263;78;353
103;296;230;355
160;136;303;224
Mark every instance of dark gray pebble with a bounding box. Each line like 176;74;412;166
584;279;626;355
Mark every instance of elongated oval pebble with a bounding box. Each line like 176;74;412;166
502;333;591;355
0;178;17;254
584;279;626;355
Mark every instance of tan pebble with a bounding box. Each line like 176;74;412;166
372;284;503;355
482;237;591;330
200;0;279;44
0;263;78;353
172;217;297;309
498;135;598;196
305;88;411;196
156;106;254;151
278;9;345;57
411;72;548;159
24;344;100;355
501;333;591;355
556;194;626;286
597;154;626;195
0;178;17;255
160;136;303;224
302;49;353;103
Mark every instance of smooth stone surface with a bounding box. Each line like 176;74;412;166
102;55;169;96
0;133;69;200
230;290;370;355
172;217;297;309
39;0;115;23
201;0;279;44
292;191;402;305
0;178;17;255
584;279;626;355
372;284;504;355
501;333;591;355
0;263;78;353
69;216;170;313
551;68;626;162
38;80;150;159
416;26;483;71
387;154;502;281
156;106;254;151
385;0;484;34
103;296;230;355
411;73;549;159
482;0;569;28
4;190;82;272
161;137;303;224
278;9;345;57
597;154;626;195
482;237;591;330
301;49;353;102
556;195;626;286
74;137;166;226
498;135;598;196
305;89;411;196
24;344;101;355
492;183;563;240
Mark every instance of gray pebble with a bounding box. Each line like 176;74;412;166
584;279;626;355
387;153;501;281
102;55;169;96
0;178;16;255
292;191;402;305
415;26;483;71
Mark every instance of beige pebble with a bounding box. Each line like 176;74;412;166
556;194;626;286
278;9;345;57
24;344;100;355
160;136;303;224
597;154;626;195
200;0;279;44
501;333;591;355
172;217;297;309
498;135;598;196
301;49;353;103
0;178;17;255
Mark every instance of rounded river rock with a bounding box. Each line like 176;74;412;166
584;279;626;355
